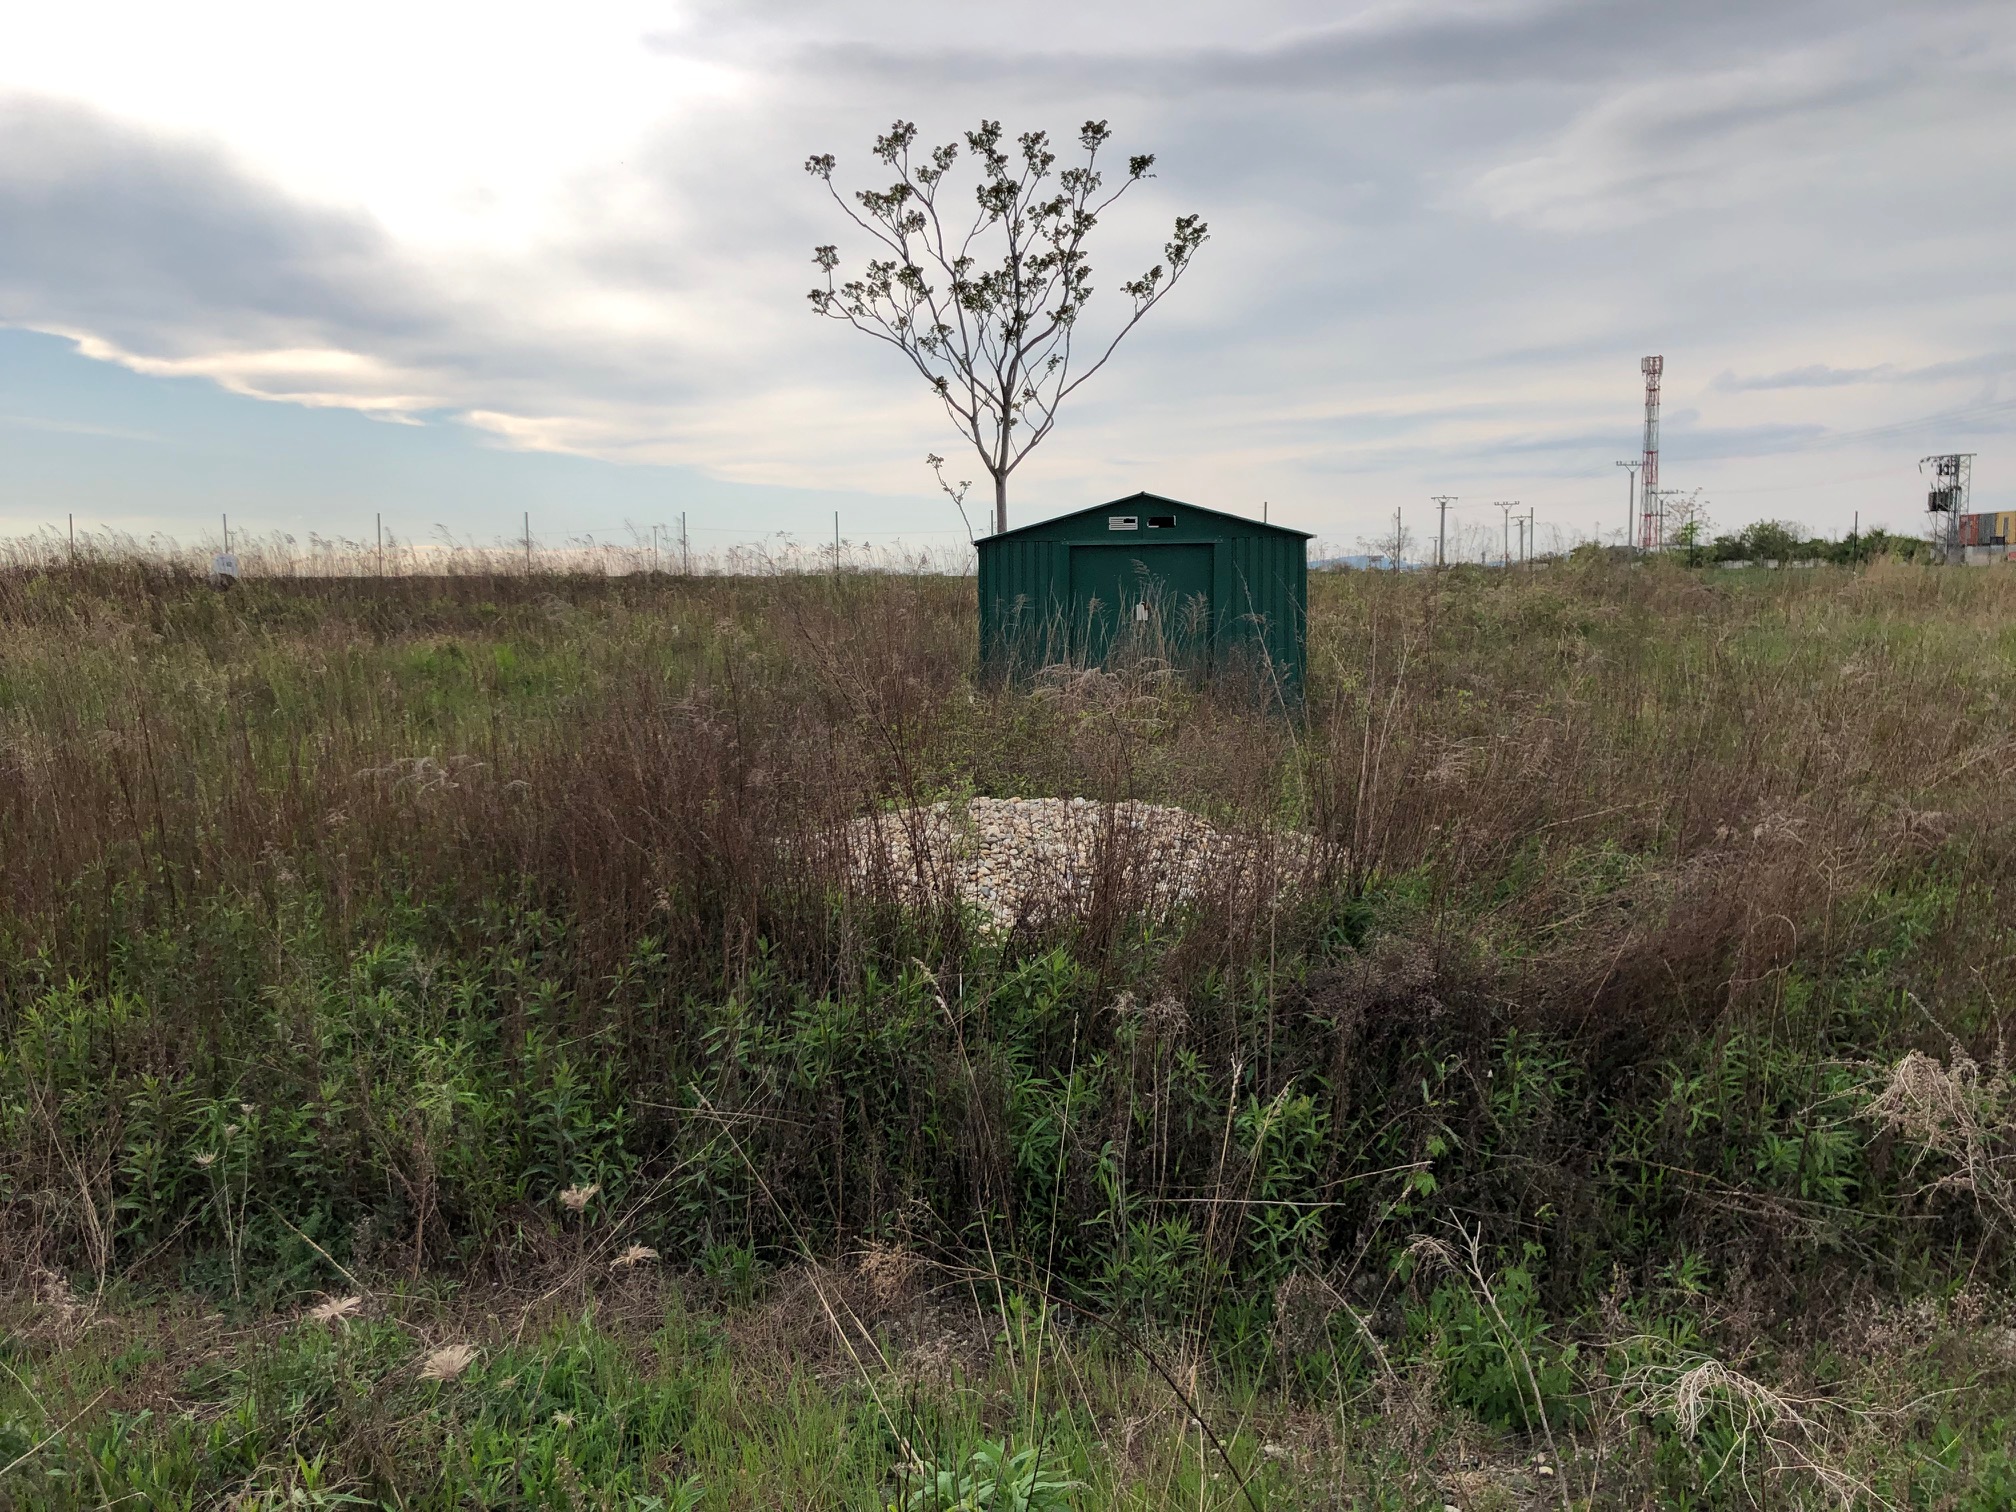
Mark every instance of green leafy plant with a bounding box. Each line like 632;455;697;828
890;1440;1079;1512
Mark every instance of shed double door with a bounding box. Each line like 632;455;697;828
1067;543;1214;670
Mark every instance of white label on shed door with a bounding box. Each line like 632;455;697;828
1134;602;1149;621
1108;516;1138;530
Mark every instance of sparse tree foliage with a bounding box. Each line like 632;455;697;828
1358;516;1416;572
1665;490;1711;566
806;120;1207;535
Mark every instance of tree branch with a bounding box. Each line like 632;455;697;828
807;119;1206;530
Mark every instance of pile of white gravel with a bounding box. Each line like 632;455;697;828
841;796;1317;929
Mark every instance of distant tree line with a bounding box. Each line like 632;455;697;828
1686;519;1930;567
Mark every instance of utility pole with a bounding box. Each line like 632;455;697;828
1527;506;1537;566
68;513;74;565
1851;509;1859;566
1615;461;1640;556
524;512;532;572
681;512;690;575
376;512;383;577
1432;495;1456;569
1495;501;1519;569
1393;507;1402;570
1642;487;1679;553
222;513;229;552
1515;516;1526;568
834;511;841;581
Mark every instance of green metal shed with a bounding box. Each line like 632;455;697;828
977;492;1311;696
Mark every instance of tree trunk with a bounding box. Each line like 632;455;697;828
993;473;1008;537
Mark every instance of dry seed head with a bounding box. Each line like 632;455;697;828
1272;1271;1336;1355
308;1294;364;1325
1402;1235;1456;1273
193;1152;217;1168
30;1267;86;1336
418;1343;479;1382
1142;995;1188;1038
558;1182;601;1213
612;1243;659;1269
1659;1358;1812;1440
1866;1050;1980;1146
855;1240;923;1304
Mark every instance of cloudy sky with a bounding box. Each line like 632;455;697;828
3;0;2012;557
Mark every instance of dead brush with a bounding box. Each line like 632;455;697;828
724;1261;887;1386
854;1240;926;1310
1029;660;1180;736
1613;1351;1888;1510
12;1266;89;1343
357;753;489;797
1864;1040;2016;1236
5;563;2016;1396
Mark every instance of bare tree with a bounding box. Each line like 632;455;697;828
1665;490;1712;566
1457;520;1497;564
1357;516;1415;572
806;120;1207;535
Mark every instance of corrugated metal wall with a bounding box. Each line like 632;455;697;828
1222;528;1307;696
978;535;1072;678
978;497;1307;697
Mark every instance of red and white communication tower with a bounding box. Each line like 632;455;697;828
1639;355;1663;550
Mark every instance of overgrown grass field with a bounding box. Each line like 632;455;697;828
3;554;2014;1509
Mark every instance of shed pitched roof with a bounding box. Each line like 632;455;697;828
981;492;1313;544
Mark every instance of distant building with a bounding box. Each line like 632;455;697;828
1957;512;2016;547
976;492;1310;695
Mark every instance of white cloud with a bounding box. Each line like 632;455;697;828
3;0;2014;535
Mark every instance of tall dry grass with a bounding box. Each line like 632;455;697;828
5;548;2014;1022
1305;558;2016;1029
1;525;975;580
3;547;2015;1310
